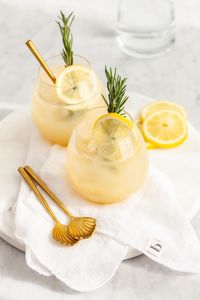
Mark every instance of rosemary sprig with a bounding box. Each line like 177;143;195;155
102;66;129;116
56;11;74;66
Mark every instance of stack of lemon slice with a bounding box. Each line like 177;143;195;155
140;101;188;149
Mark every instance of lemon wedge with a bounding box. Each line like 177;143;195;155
141;100;187;122
142;110;188;148
56;65;98;105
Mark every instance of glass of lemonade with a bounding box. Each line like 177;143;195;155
32;55;103;145
67;107;148;204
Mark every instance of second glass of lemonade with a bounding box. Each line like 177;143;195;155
67;107;148;204
32;55;102;145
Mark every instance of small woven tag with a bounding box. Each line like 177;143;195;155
146;239;164;258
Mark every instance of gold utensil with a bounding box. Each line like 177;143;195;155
25;40;56;84
23;166;96;240
18;167;78;246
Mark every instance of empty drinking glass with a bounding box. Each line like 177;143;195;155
117;0;175;59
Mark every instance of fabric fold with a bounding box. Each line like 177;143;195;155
14;95;200;291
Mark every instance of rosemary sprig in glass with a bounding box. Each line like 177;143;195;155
56;11;74;66
102;66;129;116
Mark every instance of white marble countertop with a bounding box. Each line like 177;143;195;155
1;0;200;299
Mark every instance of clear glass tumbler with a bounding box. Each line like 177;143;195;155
117;0;175;59
32;55;103;146
67;107;148;204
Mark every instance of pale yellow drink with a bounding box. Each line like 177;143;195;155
67;107;148;204
32;55;103;145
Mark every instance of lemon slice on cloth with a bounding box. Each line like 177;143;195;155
142;110;188;148
56;65;98;105
141;100;187;122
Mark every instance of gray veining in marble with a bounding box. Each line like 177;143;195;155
0;0;200;299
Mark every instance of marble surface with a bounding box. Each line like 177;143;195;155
0;0;200;298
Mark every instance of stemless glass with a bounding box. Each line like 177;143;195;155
117;0;175;58
67;107;148;204
32;55;103;145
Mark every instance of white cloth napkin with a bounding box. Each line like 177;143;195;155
15;98;200;292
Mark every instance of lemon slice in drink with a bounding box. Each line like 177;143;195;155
93;113;133;143
141;101;187;122
56;65;98;105
93;113;134;160
142;110;188;148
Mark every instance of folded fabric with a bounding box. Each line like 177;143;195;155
15;95;200;291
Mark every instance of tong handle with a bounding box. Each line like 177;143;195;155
18;167;59;223
24;166;73;218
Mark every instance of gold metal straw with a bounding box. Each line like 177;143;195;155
25;40;56;84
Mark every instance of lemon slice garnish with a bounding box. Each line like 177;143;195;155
141;100;187;122
93;113;133;143
142;110;188;148
92;113;134;161
56;65;98;105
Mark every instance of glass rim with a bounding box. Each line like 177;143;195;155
78;105;133;120
75;105;141;141
37;54;91;88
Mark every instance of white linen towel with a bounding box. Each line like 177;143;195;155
15;95;200;291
